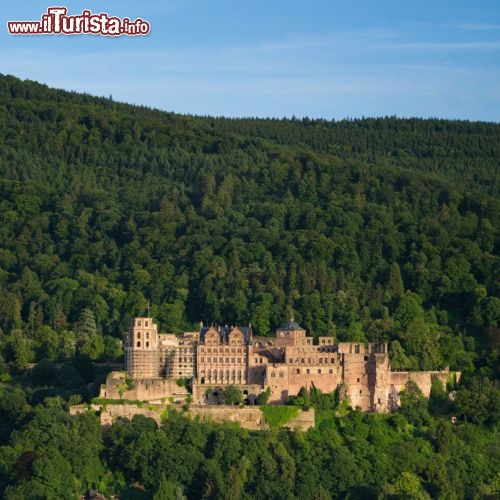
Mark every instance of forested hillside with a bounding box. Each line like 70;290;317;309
0;73;498;371
0;74;499;499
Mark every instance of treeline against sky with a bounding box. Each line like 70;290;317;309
0;74;498;500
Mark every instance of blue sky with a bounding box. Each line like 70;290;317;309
2;1;500;121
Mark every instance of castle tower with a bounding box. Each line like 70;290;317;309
275;319;307;347
124;317;159;378
370;343;390;412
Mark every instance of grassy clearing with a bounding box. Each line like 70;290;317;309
261;405;300;430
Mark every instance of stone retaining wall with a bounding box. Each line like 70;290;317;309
70;403;315;431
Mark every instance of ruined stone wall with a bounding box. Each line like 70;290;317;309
189;405;315;431
247;363;267;385
103;404;162;426
192;383;262;405
341;352;372;410
372;354;392;413
102;371;189;402
189;405;264;429
389;370;452;397
248;347;273;385
266;364;342;403
170;343;196;379
71;403;315;431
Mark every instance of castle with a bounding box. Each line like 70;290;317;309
121;317;454;412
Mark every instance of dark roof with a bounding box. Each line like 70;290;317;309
278;320;305;331
261;348;284;363
200;325;253;345
252;336;275;347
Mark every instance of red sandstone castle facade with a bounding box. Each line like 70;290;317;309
124;317;453;412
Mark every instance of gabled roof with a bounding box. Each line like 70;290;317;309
200;325;253;345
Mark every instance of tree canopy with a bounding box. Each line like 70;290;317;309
0;73;498;498
0;74;498;377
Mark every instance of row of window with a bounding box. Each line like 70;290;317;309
200;347;243;354
268;368;335;377
296;368;333;375
288;357;336;364
157;348;194;354
294;339;313;346
200;357;243;364
201;378;247;384
136;331;150;340
289;346;331;353
318;346;336;352
204;338;244;346
200;369;244;379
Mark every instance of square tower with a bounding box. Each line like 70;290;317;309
125;317;159;378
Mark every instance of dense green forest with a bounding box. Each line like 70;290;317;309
0;74;498;498
0;381;498;499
